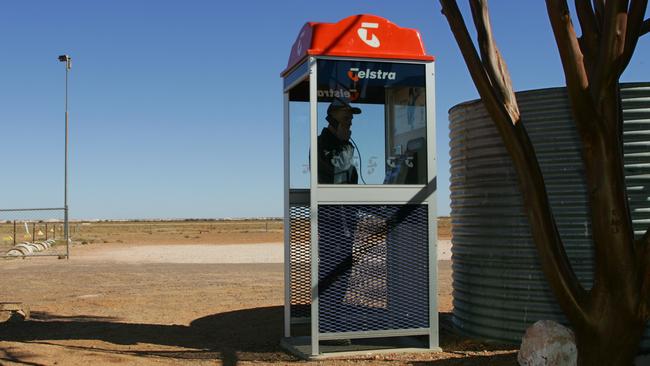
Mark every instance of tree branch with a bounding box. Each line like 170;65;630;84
469;0;520;123
618;0;648;76
642;19;650;35
441;0;588;326
439;0;506;124
576;0;599;34
546;0;597;134
591;0;628;101
548;1;639;304
546;0;590;90
593;0;606;29
575;0;600;57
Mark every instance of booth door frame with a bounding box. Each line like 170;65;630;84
283;60;311;338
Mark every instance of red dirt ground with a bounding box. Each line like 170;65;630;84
0;223;517;365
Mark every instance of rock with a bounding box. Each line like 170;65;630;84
518;320;577;366
0;302;30;323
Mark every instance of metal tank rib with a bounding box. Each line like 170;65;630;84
449;83;650;345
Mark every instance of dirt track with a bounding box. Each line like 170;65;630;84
0;237;516;365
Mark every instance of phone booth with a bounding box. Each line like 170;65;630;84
281;14;438;358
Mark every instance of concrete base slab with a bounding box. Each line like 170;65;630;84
281;336;441;360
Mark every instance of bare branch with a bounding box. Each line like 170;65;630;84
576;0;599;34
469;0;520;122
642;19;650;35
575;0;600;56
591;0;629;100
593;0;606;29
552;2;640;308
546;0;597;134
439;0;507;124
618;0;648;76
441;0;588;326
546;0;589;89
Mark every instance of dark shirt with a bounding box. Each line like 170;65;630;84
317;127;358;184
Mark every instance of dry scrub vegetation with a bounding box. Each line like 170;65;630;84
0;219;284;252
2;217;450;251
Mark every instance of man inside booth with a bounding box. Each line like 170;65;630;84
317;99;363;339
318;99;361;184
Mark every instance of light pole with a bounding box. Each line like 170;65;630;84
58;54;71;259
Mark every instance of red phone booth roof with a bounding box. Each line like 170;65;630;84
281;14;434;76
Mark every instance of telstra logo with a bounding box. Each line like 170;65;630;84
318;88;360;101
357;22;381;48
347;67;397;81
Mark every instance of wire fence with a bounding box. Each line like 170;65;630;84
0;208;69;259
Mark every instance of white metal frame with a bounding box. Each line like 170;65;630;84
283;89;291;338
282;55;438;357
308;56;320;356
282;60;310;338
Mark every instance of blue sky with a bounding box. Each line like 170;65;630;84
0;1;648;220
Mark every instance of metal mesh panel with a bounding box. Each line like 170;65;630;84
290;205;311;319
318;204;429;333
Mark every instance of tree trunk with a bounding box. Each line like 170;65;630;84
574;310;645;365
439;0;650;363
571;85;646;365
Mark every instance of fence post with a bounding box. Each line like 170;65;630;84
13;220;16;246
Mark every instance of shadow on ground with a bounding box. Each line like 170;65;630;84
0;306;290;366
410;353;516;366
0;309;517;365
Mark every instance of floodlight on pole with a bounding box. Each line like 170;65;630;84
58;54;71;69
58;54;71;258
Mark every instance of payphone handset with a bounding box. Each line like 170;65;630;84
382;85;427;184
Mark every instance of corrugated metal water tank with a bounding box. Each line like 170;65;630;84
449;82;650;345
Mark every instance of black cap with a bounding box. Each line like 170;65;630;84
327;99;361;116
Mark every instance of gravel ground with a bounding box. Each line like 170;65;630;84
70;240;452;264
74;243;285;264
0;240;516;365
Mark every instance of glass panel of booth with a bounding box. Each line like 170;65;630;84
316;59;427;185
287;74;310;190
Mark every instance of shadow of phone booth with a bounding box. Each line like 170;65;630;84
281;14;439;359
